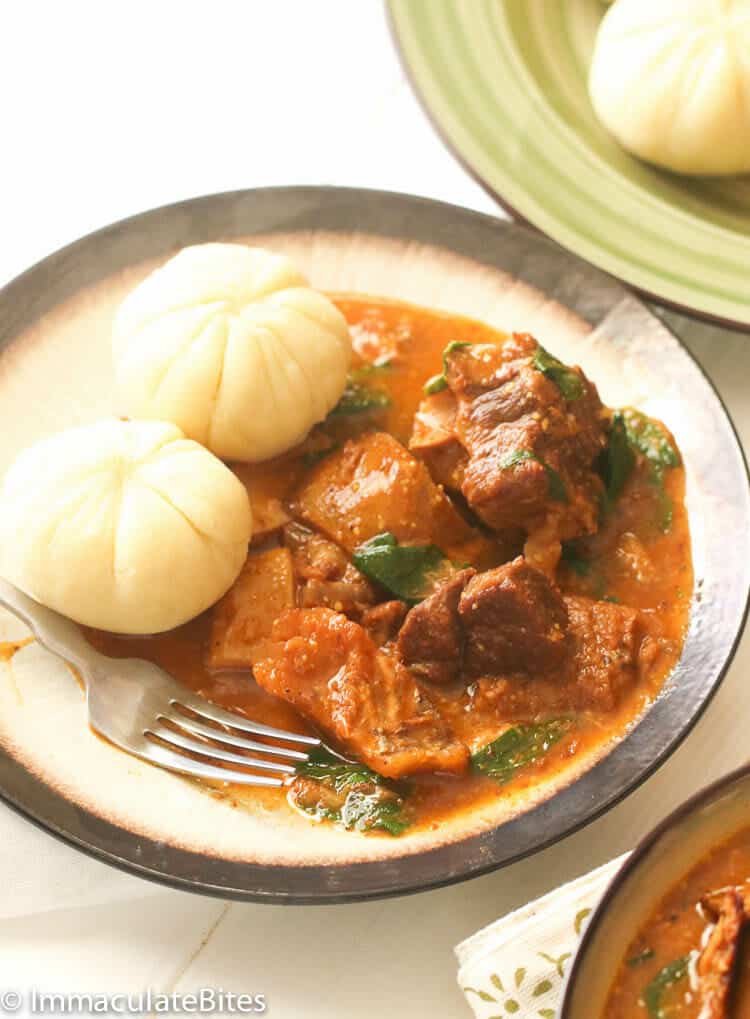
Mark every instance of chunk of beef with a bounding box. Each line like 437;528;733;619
253;608;468;779
410;388;466;490
703;884;750;922
696;889;745;1019
459;558;570;676
397;557;570;682
564;595;644;711
469;595;647;721
291;431;485;564
397;569;475;684
283;521;375;616
360;600;408;646
410;334;608;573
207;548;295;670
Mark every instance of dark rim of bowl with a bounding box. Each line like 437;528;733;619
558;761;750;1018
0;185;747;904
384;1;750;335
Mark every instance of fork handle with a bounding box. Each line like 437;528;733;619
0;577;97;678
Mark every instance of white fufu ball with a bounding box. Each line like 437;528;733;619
0;420;252;634
112;244;352;462
589;0;750;176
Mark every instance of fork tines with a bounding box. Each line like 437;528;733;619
143;698;321;788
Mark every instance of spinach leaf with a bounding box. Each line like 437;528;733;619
623;409;681;472
653;484;674;534
294;746;410;836
296;745;386;792
328;367;391;418
500;449;568;503
340;790;410;836
601;411;636;504
424;341;473;395
624;409;680;533
642;955;690;1018
471;720;571;783
627;948;655;968
354;359;393;373
532;345;584;400
302;442;340;468
600;410;680;532
561;541;591;577
353;532;455;603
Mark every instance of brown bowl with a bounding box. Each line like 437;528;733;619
559;763;750;1017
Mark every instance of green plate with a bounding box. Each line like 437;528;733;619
388;0;750;330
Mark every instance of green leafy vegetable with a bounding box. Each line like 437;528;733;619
293;746;410;836
653;485;674;533
340;790;409;836
599;409;680;532
296;745;385;792
352;532;456;603
601;411;636;504
624;409;680;533
424;340;473;395
471;720;571;783
328;366;391;418
561;541;591;577
627;948;655;968
302;442;340;468
624;409;681;472
328;380;390;417
532;345;584;400
642;955;690;1018
500;449;568;503
354;359;392;373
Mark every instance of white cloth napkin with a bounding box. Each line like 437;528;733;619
456;854;629;1018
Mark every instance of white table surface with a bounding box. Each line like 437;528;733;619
0;2;748;1016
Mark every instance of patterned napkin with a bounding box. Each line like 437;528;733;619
456;854;629;1018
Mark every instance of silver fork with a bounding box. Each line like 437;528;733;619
0;578;320;787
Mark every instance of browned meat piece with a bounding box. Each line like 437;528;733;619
360;600;408;646
291;431;487;565
397;557;569;682
410;334;608;573
455;589;648;740
696;889;745;1019
283;522;375;616
397;569;475;684
703;883;750;921
207;549;295;670
564;595;644;711
253;608;469;779
459;558;570;676
410;388;467;490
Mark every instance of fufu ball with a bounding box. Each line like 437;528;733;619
112;244;352;462
0;419;252;634
589;0;750;176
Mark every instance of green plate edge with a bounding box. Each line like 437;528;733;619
388;0;750;330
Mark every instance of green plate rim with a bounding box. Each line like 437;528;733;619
386;0;750;333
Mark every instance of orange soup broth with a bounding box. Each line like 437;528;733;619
87;297;693;832
605;826;750;1018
